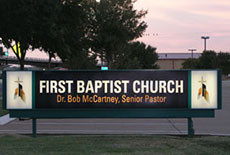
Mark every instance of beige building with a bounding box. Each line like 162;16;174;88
156;53;201;70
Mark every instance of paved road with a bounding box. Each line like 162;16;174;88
0;80;229;135
193;80;230;135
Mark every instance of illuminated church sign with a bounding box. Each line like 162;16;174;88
4;70;220;110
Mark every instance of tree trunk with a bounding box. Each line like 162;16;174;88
48;54;52;70
106;57;112;69
20;59;24;70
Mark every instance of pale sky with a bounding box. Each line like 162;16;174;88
7;0;230;59
135;0;230;53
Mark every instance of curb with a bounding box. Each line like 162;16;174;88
0;114;16;125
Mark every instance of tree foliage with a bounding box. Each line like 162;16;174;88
181;58;199;69
0;0;156;70
0;0;65;70
182;51;230;75
59;0;101;69
0;0;85;70
112;42;158;69
63;49;98;69
0;0;35;70
198;50;217;69
217;52;230;75
83;0;147;68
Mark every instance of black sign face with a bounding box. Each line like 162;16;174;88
35;71;188;109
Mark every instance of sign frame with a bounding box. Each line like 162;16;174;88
2;69;222;137
3;69;222;114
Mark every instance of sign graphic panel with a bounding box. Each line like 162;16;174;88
191;71;218;109
6;71;32;109
35;71;188;108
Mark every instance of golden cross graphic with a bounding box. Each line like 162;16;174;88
14;77;23;84
198;76;206;85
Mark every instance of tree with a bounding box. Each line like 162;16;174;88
39;0;96;69
83;0;147;68
198;50;217;69
0;0;65;70
0;0;152;70
29;0;63;70
182;51;230;75
217;52;230;75
56;0;93;66
112;42;159;69
182;58;199;69
63;49;98;69
0;0;32;70
0;0;88;70
182;51;217;69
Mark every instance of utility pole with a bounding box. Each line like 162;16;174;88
188;49;197;59
201;36;210;52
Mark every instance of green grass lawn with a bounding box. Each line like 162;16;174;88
0;100;8;116
0;135;229;155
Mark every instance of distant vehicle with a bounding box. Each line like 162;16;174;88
52;67;68;70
